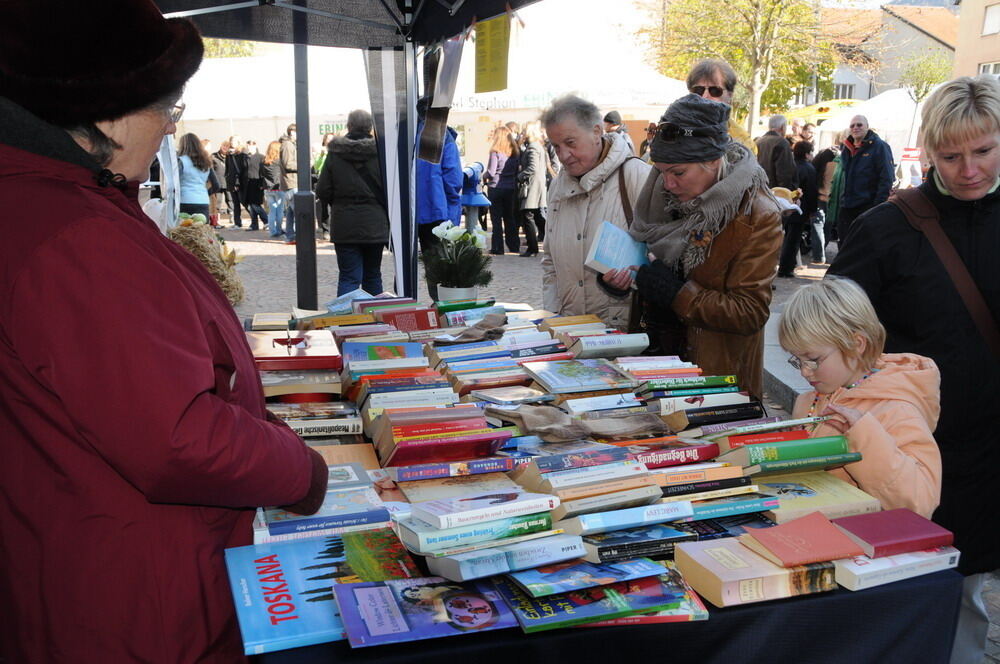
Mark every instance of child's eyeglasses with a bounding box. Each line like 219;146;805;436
168;102;186;124
786;353;830;372
690;85;726;98
656;122;721;143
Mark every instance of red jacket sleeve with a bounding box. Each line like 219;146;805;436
9;217;319;509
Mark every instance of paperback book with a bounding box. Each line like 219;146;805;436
577;561;709;626
507;557;666;597
754;471;882;523
262;486;389;535
582;524;698;563
424;533;586;581
833;546;961;591
397;512;555;554
521;359;636;394
409;491;559;529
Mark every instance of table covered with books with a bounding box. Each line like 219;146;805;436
253;568;962;664
234;296;964;662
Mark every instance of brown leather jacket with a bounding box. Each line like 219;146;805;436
671;190;782;399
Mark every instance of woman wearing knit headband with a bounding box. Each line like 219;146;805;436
603;94;782;399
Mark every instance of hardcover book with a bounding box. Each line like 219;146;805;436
620;440;721;469
674;538;837;608
333;577;517;647
224;528;420;654
492;572;686;633
397;472;522;504
673;492;780;522
247;330;344;371
639;375;738;392
715;435;849;466
659;476;753;497
387;456;523;482
397;512;555;554
831;508;954;558
582;524;698;563
755;471;882;523
424;533;587;581
737;511;864;567
712;429;811;454
507;557;666;597
651;391;751;416
409;491;559;529
744;452;863;476
833;546;961;591
509;446;632;484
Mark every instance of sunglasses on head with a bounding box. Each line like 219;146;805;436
656;122;720;143
690;85;726;98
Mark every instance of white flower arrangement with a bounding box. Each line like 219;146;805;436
421;221;493;289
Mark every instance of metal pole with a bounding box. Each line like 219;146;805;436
293;9;318;310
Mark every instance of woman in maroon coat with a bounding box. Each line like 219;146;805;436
0;3;327;662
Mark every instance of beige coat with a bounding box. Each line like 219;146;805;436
541;133;652;329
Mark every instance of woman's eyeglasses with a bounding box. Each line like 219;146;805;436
168;102;186;124
690;85;726;98
656;122;720;143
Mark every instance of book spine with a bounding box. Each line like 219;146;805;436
588;538;694;563
655;392;750;415
673;496;780;522
835;549;959;590
655;465;742;486
573;501;695;533
642;375;738;390
554;485;661;518
499;534;587;571
421;496;560;530
401;513;554;552
751;452;862;473
532;447;633;473
348;357;430;372
645;386;741;397
390;457;518;482
627;444;720;469
253;520;389;544
392;429;511;448
266;508;391;535
660;476;753;497
744;436;848;464
284;419;364;437
541;460;648;489
659;485;757;504
683;402;766;427
577;405;655;420
551;476;659;501
695;416;783;437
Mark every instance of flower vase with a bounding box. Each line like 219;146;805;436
437;285;478;302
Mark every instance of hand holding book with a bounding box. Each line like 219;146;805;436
602;266;640;291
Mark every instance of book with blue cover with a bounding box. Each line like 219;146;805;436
224;528;420;655
507;557;666;597
333;577;518;647
672;492;781;522
340;341;424;364
263;486;390;535
584;220;650;275
492;573;686;633
556;501;695;535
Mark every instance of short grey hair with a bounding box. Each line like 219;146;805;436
347;109;373;135
769;115;787;131
540;94;602;132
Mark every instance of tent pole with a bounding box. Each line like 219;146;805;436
292;12;318;309
403;39;419;300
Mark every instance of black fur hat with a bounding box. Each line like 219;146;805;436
0;0;204;126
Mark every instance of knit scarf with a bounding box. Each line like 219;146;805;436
629;142;772;275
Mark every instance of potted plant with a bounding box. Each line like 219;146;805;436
420;221;493;301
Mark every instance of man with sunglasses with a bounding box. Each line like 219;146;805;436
686;58;756;154
837;114;894;246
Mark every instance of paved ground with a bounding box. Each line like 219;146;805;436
221;220;998;662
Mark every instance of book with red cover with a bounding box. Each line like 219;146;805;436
390;418;490;440
383;430;514;466
831;508;954;558
716;429;810;454
246;330;343;371
376;307;440;332
738;511;864;567
617;440;720;469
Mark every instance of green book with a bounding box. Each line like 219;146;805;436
745;452;862;476
716;435;848;466
435;298;497;313
639;375;738;392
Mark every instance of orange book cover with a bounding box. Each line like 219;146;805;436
738;511;864;567
717;429;810;454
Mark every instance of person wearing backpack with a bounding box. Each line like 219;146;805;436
316;109;389;296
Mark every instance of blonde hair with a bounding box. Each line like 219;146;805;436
263;140;281;165
921;76;1000;155
488;125;519;156
778;277;885;370
523;120;545;144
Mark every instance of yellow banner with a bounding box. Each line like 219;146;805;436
475;15;510;94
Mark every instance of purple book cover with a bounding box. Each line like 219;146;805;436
333;577;517;647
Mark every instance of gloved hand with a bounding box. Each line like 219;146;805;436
635;259;686;308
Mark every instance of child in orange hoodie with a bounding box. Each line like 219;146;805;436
778;277;942;518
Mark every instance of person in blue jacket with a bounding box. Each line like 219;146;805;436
416;114;463;301
837;114;894;244
460;161;492;232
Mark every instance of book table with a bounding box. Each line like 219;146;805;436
254;569;962;664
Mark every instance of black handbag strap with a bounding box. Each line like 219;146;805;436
889;187;1000;358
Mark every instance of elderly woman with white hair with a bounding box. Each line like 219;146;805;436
540;94;652;329
829;75;1000;664
603;94;782;400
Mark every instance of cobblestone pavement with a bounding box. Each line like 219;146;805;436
224;221;997;660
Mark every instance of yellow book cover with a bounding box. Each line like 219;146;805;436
754;470;881;524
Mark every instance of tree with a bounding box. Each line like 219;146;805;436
203;38;256;58
899;51;953;146
638;0;837;132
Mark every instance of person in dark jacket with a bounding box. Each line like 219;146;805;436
243;140;268;231
516;121;548;257
211;141;229;220
782;140;820;271
484;124;520;254
278;124;298;244
317;109;389;296
225;134;248;227
837;114;894;244
0;2;327;661
828;76;1000;664
755;115;797;189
